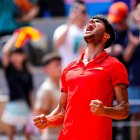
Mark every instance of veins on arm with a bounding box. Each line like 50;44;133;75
46;92;67;127
104;85;129;120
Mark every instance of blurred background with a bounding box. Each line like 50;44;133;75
0;0;140;140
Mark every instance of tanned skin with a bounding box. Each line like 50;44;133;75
33;18;129;129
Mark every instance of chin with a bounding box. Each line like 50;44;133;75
84;33;94;42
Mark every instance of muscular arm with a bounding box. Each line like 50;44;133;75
33;92;67;129
104;85;129;120
90;85;129;120
2;34;18;67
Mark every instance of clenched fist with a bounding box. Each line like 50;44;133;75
33;114;48;129
90;100;105;116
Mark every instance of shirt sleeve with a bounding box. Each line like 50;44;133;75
111;61;129;88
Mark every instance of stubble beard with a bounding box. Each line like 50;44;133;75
84;32;103;46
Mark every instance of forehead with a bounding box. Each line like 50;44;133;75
91;18;104;23
45;59;61;66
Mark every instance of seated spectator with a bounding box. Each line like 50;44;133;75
34;52;62;140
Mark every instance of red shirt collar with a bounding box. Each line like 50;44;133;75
77;50;108;64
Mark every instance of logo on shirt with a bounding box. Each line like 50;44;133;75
93;67;103;70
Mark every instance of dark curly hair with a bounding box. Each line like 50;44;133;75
92;14;115;48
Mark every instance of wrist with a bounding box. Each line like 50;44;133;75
46;116;51;127
103;106;108;117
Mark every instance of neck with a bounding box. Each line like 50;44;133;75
50;77;60;87
13;63;23;70
84;43;104;61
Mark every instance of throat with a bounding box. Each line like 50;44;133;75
84;46;103;61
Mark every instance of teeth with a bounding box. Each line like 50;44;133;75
86;31;92;33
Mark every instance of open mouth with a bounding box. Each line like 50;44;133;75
86;23;95;33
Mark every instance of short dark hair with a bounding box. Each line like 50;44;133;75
92;14;115;48
41;52;61;66
10;48;25;55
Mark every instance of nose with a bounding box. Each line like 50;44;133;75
89;19;95;24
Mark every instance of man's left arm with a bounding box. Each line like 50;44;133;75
90;84;129;120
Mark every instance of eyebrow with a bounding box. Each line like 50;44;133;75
93;19;103;23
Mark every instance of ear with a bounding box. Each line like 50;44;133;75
104;33;110;39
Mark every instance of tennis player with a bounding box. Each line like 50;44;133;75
33;15;129;140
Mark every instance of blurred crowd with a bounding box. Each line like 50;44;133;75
0;0;140;140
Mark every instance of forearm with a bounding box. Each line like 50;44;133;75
2;34;18;66
19;5;39;22
29;92;35;109
54;26;70;48
46;105;65;127
104;103;129;120
2;34;18;53
123;43;136;62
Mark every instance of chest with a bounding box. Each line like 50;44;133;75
7;70;30;85
66;65;111;90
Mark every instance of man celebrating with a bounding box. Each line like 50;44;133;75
33;15;129;140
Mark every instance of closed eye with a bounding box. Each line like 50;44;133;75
94;19;102;23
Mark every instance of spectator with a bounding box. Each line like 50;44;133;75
0;0;39;37
53;0;88;69
107;1;129;67
123;3;140;140
0;0;39;67
107;2;130;140
12;26;49;66
34;52;62;140
1;33;34;140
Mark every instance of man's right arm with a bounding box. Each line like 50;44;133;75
33;92;67;129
